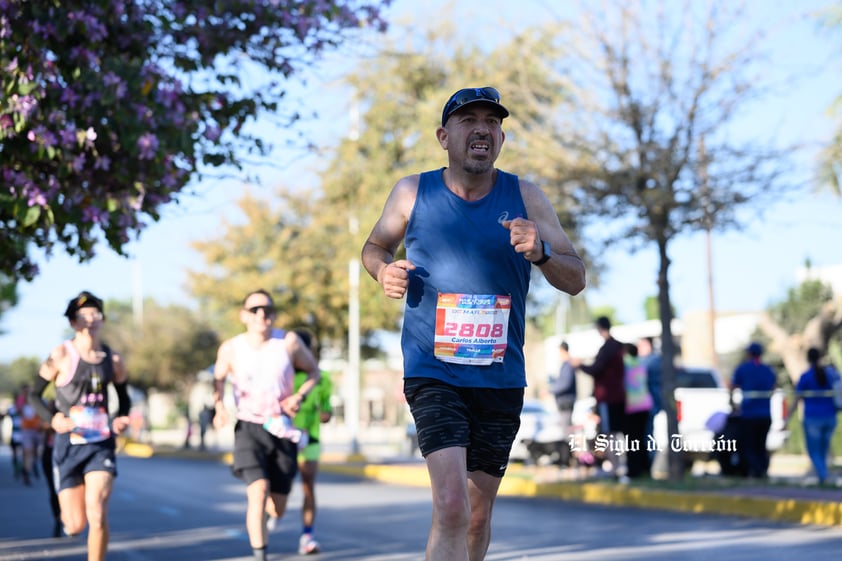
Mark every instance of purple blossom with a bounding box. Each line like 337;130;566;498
204;126;221;142
60;88;79;106
71;154;86;172
1;0;391;283
94;155;111;171
103;72;120;86
82;205;106;224
31;20;57;40
11;94;37;119
137;133;159;160
59;127;76;148
25;187;47;207
30;126;58;149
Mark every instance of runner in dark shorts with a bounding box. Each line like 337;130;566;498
212;289;322;561
52;436;118;491
404;377;523;476
361;85;586;561
232;421;298;494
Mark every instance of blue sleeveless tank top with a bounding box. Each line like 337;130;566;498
401;168;530;388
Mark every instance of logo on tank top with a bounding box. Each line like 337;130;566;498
497;211;509;224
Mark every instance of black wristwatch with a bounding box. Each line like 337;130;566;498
532;240;551;266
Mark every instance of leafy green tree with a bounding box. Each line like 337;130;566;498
187;23;588;354
758;278;842;383
187;189;354;346
100;298;219;392
817;4;842;195
643;295;676;322
755;276;842;456
318;24;590;350
644;296;659;321
0;356;41;396
0;275;18;333
1;0;390;283
544;0;799;479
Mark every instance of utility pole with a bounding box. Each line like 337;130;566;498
346;95;362;457
699;138;719;371
132;257;143;331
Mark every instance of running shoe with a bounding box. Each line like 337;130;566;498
298;533;320;555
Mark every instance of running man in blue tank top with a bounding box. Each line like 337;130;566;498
361;86;585;561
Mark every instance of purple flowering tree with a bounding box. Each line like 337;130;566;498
0;0;390;283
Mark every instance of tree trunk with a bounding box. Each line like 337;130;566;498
758;297;842;383
656;236;682;481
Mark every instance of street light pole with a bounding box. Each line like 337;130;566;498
699;137;719;371
346;95;362;458
345;212;360;456
347;251;361;456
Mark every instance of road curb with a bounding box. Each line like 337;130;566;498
122;442;842;528
317;461;842;528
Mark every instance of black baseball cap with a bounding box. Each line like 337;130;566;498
64;290;104;320
441;87;509;126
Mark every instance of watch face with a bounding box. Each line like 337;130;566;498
534;241;551;265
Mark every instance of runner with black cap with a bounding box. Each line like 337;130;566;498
28;290;131;561
362;86;586;561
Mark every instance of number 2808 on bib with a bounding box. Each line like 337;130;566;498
433;293;510;366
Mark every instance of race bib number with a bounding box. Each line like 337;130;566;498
434;293;510;365
263;415;309;449
69;406;111;444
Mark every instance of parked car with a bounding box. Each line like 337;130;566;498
509;399;571;465
651;366;790;475
405;398;575;465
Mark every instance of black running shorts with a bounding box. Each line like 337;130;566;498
403;377;523;477
232;420;298;494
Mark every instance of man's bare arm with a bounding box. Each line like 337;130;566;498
361;175;419;299
520;180;586;295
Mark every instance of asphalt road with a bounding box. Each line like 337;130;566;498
2;450;842;560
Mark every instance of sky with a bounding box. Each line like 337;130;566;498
1;0;840;363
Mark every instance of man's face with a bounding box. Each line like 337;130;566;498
72;306;104;333
439;104;505;175
240;293;276;334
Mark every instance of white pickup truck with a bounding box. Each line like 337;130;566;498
516;366;789;473
651;366;790;475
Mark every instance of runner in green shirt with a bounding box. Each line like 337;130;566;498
292;329;333;555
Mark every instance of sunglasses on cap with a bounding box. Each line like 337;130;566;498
245;305;276;316
441;87;510;126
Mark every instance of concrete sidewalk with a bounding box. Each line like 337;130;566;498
126;427;842;529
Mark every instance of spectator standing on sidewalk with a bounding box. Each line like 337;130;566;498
19;384;44;486
790;347;840;485
623;343;653;479
637;337;662;462
549;341;577;437
198;404;215;451
572;316;627;479
729;342;776;479
6;388;25;481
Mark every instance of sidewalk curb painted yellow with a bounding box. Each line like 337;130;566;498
318;461;842;528
123;444;841;528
